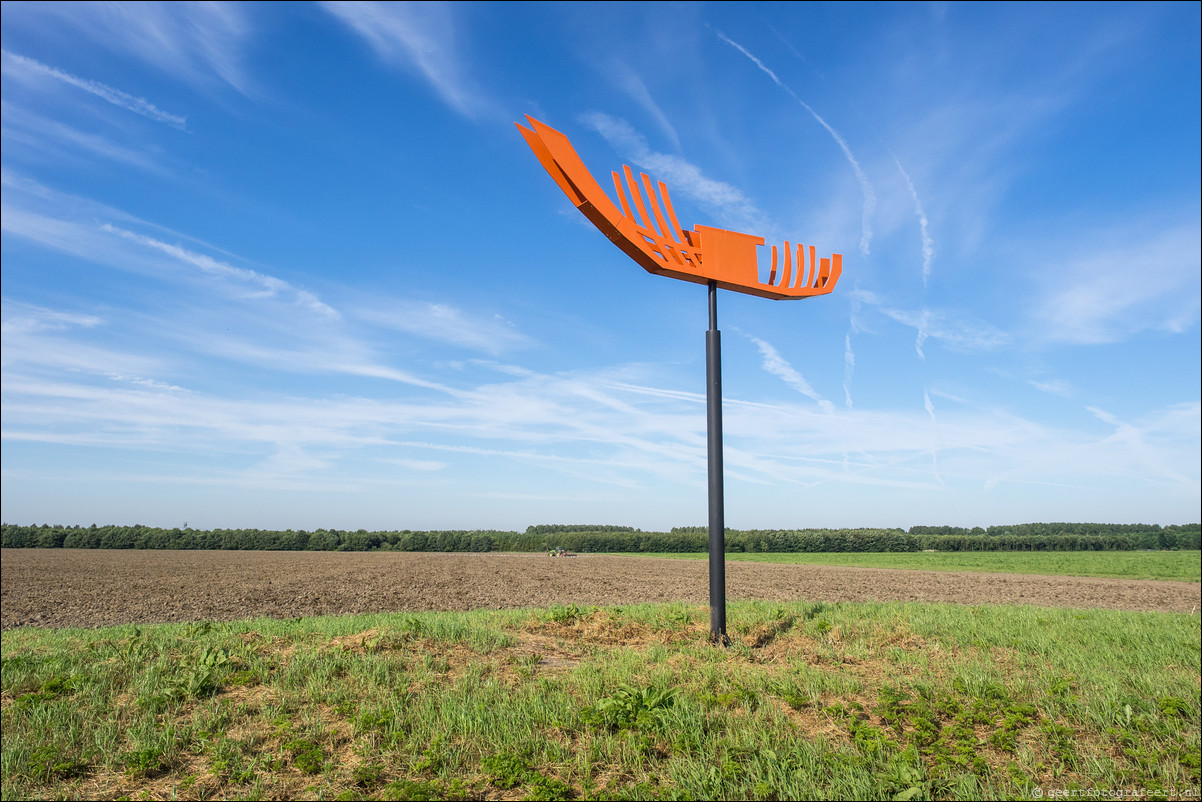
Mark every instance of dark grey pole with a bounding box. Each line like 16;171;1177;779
706;281;728;644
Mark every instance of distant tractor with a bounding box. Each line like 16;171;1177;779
548;546;576;557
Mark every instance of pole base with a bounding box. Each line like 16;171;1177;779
708;631;731;647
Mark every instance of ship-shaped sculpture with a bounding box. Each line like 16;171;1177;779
517;116;842;300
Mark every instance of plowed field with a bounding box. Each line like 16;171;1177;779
2;549;1198;630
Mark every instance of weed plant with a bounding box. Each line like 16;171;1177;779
1;601;1198;800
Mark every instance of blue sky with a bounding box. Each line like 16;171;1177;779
2;2;1198;532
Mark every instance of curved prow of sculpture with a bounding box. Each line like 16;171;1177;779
517;115;842;300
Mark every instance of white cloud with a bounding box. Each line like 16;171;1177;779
1028;378;1074;398
611;63;682;152
355;301;529;355
0;303;163;377
100;225;338;318
743;333;835;413
1;178;338;321
381;457;448;472
579;112;772;236
0;178;525;398
7;2;253;94
320;1;491;119
1030;221;1201;345
867;300;1011;355
1;101;167;172
4;336;1198;522
0;301;102;336
1086;404;1200;486
842;332;855;409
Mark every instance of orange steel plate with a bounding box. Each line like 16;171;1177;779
518;116;842;300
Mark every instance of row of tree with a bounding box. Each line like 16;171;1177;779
0;525;508;553
2;522;1197;553
906;523;1199;550
909;522;1191;536
525;524;639;535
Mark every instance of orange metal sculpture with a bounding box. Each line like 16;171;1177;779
516;116;842;300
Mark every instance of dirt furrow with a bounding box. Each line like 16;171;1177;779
2;549;1198;630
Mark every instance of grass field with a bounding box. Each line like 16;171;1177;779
2;599;1199;800
615;550;1202;583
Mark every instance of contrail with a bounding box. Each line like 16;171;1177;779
892;155;935;285
843;332;855;408
717;32;875;257
844;287;869;409
746;333;835;414
923;389;944;486
915;308;929;360
2;50;187;128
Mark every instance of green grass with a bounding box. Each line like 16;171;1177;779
614;550;1202;582
2;602;1199;800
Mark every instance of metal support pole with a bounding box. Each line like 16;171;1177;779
706;281;728;644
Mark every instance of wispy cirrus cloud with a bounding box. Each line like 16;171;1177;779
887;308;1009;358
1;49;187;128
1;101;167;173
5;309;1199;526
891;155;935;285
1;175;533;399
320;1;493;119
922;389;944;486
579;112;772;236
7;348;1194;493
6;1;253;95
715;32;876;257
851;290;1011;358
100;224;339;319
1028;378;1074;398
1;301;102;338
610;62;682;153
1;174;337;319
841;334;855;409
1086;403;1200;486
355;300;530;355
742;332;835;413
0;302;167;379
1029;220;1201;345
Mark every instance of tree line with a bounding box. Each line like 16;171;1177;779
2;522;1197;553
911;522;1200;550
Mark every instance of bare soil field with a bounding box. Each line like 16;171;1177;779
2;549;1199;630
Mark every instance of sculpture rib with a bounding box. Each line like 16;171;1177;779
517;115;842;300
